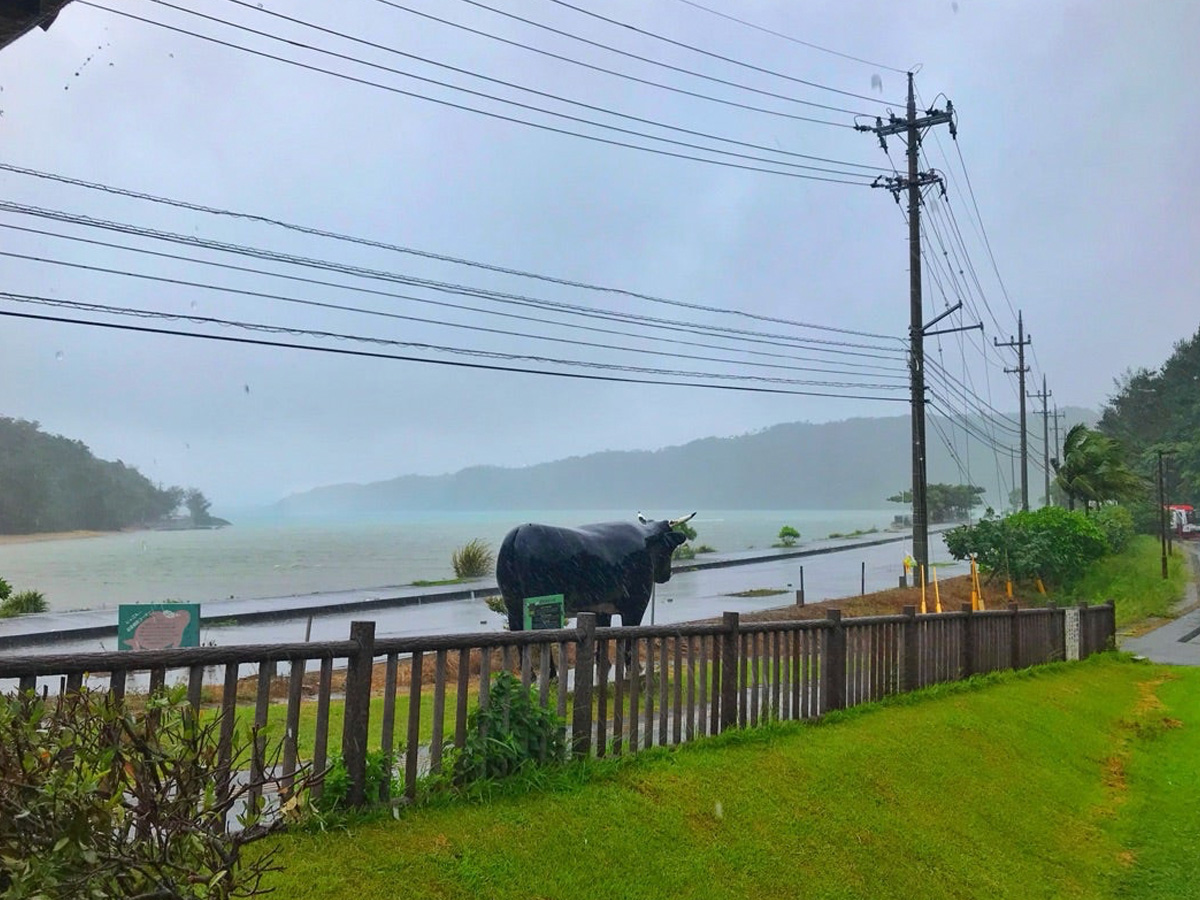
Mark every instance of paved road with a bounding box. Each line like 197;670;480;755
0;531;943;657
1121;542;1200;665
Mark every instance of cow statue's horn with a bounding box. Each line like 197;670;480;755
669;512;697;527
637;511;649;524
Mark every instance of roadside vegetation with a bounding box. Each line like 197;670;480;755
451;539;494;579
0;577;46;618
262;656;1197;899
1056;534;1189;627
1;687;307;898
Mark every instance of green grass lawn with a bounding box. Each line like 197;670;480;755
1054;535;1190;626
1107;669;1200;898
262;655;1199;899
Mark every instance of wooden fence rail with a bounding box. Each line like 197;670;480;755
0;601;1115;812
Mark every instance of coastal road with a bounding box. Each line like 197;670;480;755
0;531;957;657
1120;543;1200;664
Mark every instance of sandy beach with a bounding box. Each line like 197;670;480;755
0;530;113;546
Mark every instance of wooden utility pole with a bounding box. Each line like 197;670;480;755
856;74;955;582
1029;375;1052;507
1158;449;1168;580
996;312;1032;510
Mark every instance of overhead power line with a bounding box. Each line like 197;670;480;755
542;0;900;106
0;162;895;341
368;0;856;129
0;242;908;382
1;292;906;390
0;219;907;375
197;0;888;178
137;0;875;182
78;1;871;187
0;200;908;358
672;0;908;74
451;0;884;117
0;303;911;403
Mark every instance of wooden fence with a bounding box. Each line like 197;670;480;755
0;601;1115;810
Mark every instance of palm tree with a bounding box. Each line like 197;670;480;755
1052;425;1145;511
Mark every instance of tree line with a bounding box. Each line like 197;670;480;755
1095;325;1200;521
0;418;216;534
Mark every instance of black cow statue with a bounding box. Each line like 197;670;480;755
497;513;696;633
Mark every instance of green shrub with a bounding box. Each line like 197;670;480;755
0;589;47;618
695;544;717;554
776;525;800;547
452;539;494;579
1092;505;1135;554
314;749;398;813
0;687;310;898
671;520;697;559
450;672;566;786
944;506;1108;587
0;577;10;601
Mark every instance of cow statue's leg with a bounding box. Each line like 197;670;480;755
505;601;523;634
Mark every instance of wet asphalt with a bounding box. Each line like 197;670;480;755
1120;542;1200;665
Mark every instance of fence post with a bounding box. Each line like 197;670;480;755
1077;601;1090;657
341;620;376;807
901;605;919;693
719;611;739;732
572;613;596;758
1008;602;1021;670
960;602;975;678
1045;602;1059;661
825;609;846;712
1105;599;1117;650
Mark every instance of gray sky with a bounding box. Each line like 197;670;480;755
1;0;1197;511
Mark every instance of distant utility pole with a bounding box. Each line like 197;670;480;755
1052;405;1065;466
856;73;956;583
1029;375;1052;507
996;312;1032;510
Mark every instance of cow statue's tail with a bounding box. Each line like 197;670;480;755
496;526;525;632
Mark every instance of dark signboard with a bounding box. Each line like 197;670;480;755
523;594;565;630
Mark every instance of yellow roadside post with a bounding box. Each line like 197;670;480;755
932;566;942;613
919;565;927;614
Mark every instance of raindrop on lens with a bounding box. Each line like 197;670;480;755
55;350;64;361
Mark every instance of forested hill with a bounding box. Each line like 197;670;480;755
0;418;200;534
276;410;1095;516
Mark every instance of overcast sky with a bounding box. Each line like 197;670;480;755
1;0;1197;511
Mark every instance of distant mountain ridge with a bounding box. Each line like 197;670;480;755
273;411;1095;516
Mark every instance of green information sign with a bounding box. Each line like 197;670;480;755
523;594;565;630
119;603;201;651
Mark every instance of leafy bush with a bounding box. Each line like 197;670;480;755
695;544;717;554
0;589;47;618
944;506;1108;587
452;538;494;579
776;525;800;547
0;687;310;898
314;749;398;813
670;520;698;559
1092;505;1135;554
450;672;566;786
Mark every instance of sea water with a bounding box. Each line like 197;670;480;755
0;509;898;612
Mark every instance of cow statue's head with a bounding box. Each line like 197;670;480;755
648;512;695;583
